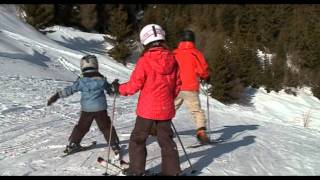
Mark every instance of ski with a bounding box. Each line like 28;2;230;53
142;169;195;176
97;157;165;176
97;156;130;176
62;141;97;157
98;157;191;176
186;139;225;149
97;156;129;169
98;158;148;176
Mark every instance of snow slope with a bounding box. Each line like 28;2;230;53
0;5;320;176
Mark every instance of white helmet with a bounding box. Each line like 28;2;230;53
139;24;165;46
80;55;98;71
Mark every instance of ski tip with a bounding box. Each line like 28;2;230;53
120;160;129;165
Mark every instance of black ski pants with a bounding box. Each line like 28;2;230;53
129;116;181;176
69;110;119;149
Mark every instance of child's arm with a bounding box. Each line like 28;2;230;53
193;51;209;80
104;78;114;96
58;79;80;98
47;79;80;106
118;59;146;96
47;93;59;106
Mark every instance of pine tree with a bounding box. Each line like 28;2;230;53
231;15;260;88
262;58;274;93
107;5;132;65
311;71;320;100
22;4;320;101
95;4;107;33
142;5;181;49
78;4;97;31
22;4;55;29
54;4;73;26
271;42;287;92
206;30;243;103
284;68;300;90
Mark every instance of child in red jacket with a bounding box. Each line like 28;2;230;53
113;24;181;176
173;30;211;145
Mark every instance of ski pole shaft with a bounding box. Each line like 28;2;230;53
201;84;212;141
206;91;211;141
105;94;117;175
171;122;195;174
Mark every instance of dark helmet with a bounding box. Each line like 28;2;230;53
180;30;195;42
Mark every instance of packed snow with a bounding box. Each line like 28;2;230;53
0;5;319;176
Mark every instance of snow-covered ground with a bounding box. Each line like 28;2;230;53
0;5;320;176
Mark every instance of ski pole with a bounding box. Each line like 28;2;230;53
105;93;117;175
171;122;197;174
205;84;211;141
201;83;212;141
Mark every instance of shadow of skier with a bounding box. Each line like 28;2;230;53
146;124;258;175
189;135;256;175
146;135;256;176
213;125;259;141
176;124;259;142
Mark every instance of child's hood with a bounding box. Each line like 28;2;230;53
143;47;177;75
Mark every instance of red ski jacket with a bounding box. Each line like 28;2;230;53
173;41;209;91
119;46;181;120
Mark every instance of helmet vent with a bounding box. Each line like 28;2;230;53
152;25;157;37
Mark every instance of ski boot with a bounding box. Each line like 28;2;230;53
64;142;82;154
121;168;148;176
196;127;210;145
110;144;122;161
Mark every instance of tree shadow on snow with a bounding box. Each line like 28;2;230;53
236;87;258;107
0;50;51;68
52;36;106;55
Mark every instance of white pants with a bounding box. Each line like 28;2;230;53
175;91;207;129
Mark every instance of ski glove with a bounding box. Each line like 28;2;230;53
200;76;211;84
47;93;60;106
111;79;120;95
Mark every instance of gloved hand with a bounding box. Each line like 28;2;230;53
205;76;211;83
111;79;120;95
200;76;211;84
47;93;59;106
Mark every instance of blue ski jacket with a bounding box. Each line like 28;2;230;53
58;73;113;112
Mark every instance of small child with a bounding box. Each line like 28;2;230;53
47;55;121;157
173;30;211;145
